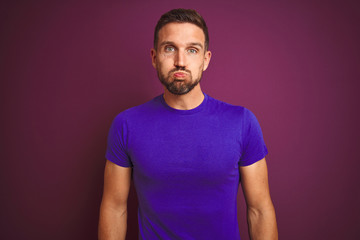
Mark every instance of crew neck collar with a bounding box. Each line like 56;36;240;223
160;93;208;115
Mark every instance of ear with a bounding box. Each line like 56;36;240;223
150;48;157;69
202;50;212;71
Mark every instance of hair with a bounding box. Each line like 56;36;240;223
154;9;209;51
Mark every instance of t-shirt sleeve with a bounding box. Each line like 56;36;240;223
105;114;133;167
239;108;268;166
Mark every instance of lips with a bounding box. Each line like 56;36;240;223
173;72;187;78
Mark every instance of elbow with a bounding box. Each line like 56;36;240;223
100;197;128;216
247;201;276;218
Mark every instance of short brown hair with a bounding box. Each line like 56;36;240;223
154;9;209;51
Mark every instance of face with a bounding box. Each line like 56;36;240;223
151;22;211;95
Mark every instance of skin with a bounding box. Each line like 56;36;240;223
151;22;211;110
98;22;278;240
240;158;278;239
98;160;131;240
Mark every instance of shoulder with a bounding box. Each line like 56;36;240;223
205;94;254;118
112;95;163;123
205;94;263;132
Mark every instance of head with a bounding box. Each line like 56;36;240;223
154;9;209;51
151;9;211;95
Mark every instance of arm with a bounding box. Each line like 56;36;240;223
239;158;278;240
98;160;132;240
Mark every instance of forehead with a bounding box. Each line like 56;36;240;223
157;22;205;47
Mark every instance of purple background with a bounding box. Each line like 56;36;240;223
1;1;359;239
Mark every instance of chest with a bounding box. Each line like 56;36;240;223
127;115;243;185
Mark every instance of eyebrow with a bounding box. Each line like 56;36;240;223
187;42;204;49
159;41;204;49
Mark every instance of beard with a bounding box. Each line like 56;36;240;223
157;67;203;95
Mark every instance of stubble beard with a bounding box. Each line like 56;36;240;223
157;67;204;95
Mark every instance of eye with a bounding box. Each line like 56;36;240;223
187;48;198;54
165;46;175;52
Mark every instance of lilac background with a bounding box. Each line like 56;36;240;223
1;0;359;239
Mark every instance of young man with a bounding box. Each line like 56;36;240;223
99;9;278;240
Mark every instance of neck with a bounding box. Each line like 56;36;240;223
163;85;204;110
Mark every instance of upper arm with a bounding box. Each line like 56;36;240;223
101;160;132;209
239;158;273;210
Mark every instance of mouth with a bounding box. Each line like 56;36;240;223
173;72;187;78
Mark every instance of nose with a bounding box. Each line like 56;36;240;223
174;51;186;68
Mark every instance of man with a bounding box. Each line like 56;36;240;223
99;9;278;240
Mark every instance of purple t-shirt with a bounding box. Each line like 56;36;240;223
106;93;268;240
